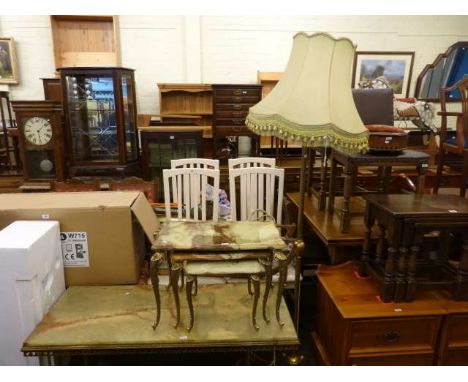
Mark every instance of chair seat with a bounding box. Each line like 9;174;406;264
445;136;468;149
184;260;264;276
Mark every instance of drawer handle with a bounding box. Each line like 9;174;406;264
233;89;248;95
232;96;242;102
232;119;243;125
232;126;243;132
383;330;400;343
232;112;244;117
232;104;242;110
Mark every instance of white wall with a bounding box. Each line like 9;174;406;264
1;15;467;116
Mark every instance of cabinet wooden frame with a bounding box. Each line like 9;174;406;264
12;100;66;181
59;67;140;176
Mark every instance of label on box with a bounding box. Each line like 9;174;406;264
60;232;90;267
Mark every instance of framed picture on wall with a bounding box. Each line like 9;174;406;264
0;37;19;84
352;51;415;98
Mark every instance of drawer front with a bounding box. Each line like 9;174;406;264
214;88;261;97
215;118;246;127
349;317;440;354
215;103;252;112
214;95;260;104
215;126;254;136
349;353;434;366
441;349;468;366
215;110;249;119
444;315;468;345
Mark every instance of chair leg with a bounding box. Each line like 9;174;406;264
250;275;260;331
186;275;195;331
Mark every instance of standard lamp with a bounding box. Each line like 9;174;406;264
246;32;369;335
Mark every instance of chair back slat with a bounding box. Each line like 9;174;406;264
229;166;284;224
163;167;220;222
171;158;219;170
228;157;275;170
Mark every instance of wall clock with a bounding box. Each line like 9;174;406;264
11;101;66;181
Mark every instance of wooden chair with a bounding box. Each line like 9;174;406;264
171;158;219;170
163;167;220;222
229;166;285;224
434;77;468;197
228;157;275;169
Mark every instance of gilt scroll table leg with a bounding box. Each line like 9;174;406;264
260;257;273;324
185;275;195;331
276;259;288;327
150;252;164;329
170;262;182;328
250;275;260;331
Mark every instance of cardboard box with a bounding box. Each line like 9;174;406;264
0;192;159;286
0;220;65;365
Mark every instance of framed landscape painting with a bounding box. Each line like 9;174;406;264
0;37;19;84
352;51;415;98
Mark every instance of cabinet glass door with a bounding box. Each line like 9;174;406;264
65;74;119;162
121;74;138;160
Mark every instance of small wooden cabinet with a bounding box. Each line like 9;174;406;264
212;84;262;159
312;262;468;365
59;67;140;176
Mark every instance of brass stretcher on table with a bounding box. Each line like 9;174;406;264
150;220;303;331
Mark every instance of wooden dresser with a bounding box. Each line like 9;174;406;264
212;84;262;159
312;262;468;365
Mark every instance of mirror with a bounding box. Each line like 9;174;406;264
415;41;468;101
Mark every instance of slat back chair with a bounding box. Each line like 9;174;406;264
228;157;275;170
434;77;468;197
171;158;219;170
163;167;220;221
229;166;284;224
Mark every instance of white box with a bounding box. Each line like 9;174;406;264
0;221;65;366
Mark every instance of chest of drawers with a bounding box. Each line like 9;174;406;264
312;262;468;365
212;84;262;160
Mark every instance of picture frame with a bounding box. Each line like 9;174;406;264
0;37;19;84
352;51;415;98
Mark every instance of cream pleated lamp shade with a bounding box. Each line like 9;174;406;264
246;32;369;153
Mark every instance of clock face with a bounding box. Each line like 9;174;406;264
24;117;53;145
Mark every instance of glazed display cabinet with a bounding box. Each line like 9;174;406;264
59;67;140;176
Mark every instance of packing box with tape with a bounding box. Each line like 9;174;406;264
0;192;159;286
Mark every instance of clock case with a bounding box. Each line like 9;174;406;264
58;67;140;177
12;100;66;181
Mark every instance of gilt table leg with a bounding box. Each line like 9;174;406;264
275;256;288;327
185;274;195;331
250;274;260;330
150;252;165;329
171;262;182;328
260;257;273;323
